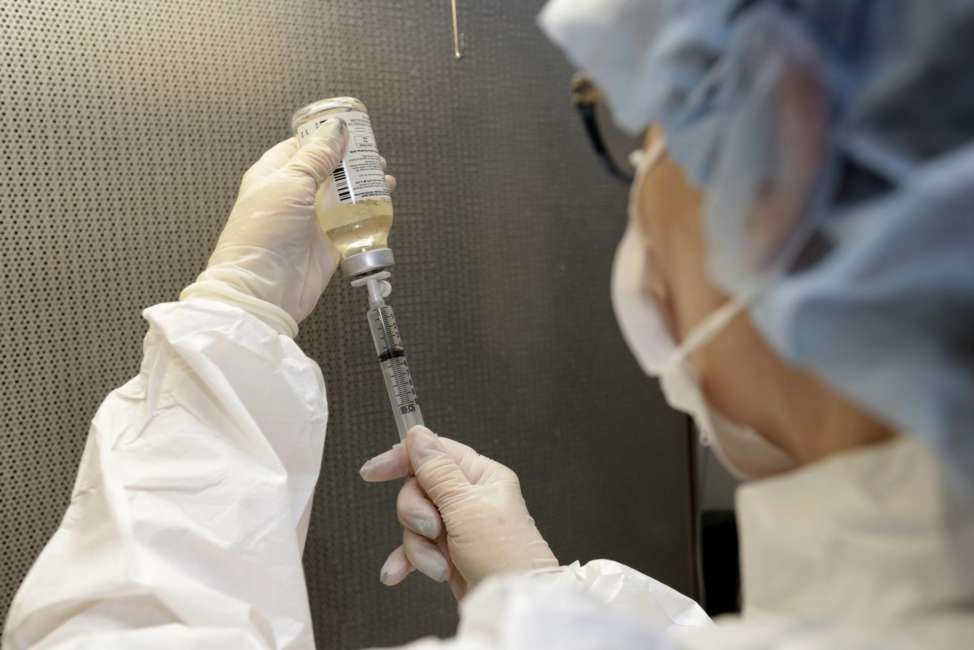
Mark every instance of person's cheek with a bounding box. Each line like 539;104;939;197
644;200;716;340
750;56;826;263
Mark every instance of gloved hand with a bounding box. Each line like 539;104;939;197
181;120;394;337
360;426;559;599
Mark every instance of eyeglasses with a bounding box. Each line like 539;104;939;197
571;74;634;184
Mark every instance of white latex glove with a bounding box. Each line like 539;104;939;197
181;120;394;337
360;426;559;599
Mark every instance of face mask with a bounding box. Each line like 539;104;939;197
611;144;796;480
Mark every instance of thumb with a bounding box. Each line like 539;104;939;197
406;426;471;510
283;118;348;185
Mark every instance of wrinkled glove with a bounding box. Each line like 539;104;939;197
181;119;349;337
360;426;559;599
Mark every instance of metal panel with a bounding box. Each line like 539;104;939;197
0;1;693;646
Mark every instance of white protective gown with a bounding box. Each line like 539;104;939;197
4;301;973;649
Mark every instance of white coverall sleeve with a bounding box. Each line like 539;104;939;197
388;560;712;650
3;299;328;650
3;300;711;650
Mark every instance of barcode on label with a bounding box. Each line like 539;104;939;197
333;165;352;203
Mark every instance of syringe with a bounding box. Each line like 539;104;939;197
350;271;424;440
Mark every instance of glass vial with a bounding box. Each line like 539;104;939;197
291;97;394;259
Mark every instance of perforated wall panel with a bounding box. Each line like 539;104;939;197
1;1;693;647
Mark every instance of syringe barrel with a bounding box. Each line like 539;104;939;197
366;303;424;440
378;357;424;440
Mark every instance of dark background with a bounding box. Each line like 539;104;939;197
0;1;693;647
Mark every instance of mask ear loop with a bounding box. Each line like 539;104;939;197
629;137;668;180
632;133;771;367
663;276;773;370
572;74;635;183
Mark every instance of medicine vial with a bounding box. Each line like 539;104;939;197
291;97;393;260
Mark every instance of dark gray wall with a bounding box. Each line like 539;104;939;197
0;1;693;647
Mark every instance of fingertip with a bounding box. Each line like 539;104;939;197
397;478;443;539
385;174;397;193
406;425;436;442
274;136;300;155
405;426;441;465
402;530;450;583
449;576;467;601
244;138;300;180
285;119;348;185
379;546;413;586
359;443;410;482
309;118;348;150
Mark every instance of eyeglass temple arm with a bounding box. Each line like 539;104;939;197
571;76;634;183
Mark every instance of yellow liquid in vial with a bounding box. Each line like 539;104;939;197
317;197;394;258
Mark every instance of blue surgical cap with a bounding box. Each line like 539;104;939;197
540;0;974;491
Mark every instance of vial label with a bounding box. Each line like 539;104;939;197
296;109;390;206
